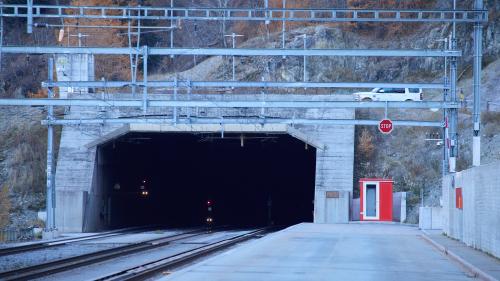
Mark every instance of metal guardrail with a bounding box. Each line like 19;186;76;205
0;229;35;243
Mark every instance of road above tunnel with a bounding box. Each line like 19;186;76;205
160;223;472;281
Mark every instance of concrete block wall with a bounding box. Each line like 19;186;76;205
393;192;407;223
442;162;500;258
318;191;350;223
418;207;442;230
351;198;360;221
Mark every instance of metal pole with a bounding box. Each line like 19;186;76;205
142;46;148;114
282;0;286;50
169;0;174;58
46;58;55;231
265;0;270;25
473;0;483;166
0;0;3;71
232;33;236;81
187;80;192;119
303;34;307;82
27;0;33;33
127;10;135;96
443;76;449;177
260;90;265;118
173;77;178;123
442;38;449;176
448;0;458;172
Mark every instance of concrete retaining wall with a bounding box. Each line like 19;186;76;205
55;93;355;232
442;162;500;258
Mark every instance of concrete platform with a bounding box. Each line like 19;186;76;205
161;223;473;281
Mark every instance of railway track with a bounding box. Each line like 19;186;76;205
0;226;157;257
0;227;211;281
95;227;275;281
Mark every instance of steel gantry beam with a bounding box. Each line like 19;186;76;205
41;81;450;90
41;118;443;127
0;46;462;57
0;98;460;109
0;3;488;23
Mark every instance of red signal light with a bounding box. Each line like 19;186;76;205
207;200;212;206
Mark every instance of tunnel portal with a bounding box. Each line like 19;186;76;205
98;132;316;228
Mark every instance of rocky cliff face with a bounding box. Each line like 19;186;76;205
0;107;48;230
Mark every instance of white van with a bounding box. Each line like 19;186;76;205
353;88;423;102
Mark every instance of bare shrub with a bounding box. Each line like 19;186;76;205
358;129;375;159
5;122;47;195
346;0;437;37
0;184;10;229
482;111;500;124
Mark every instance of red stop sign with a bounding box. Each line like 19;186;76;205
378;119;393;134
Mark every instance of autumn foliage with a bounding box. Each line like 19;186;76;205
63;0;138;80
232;0;437;38
346;0;437;36
0;185;10;229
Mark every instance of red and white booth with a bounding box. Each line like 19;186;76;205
359;178;393;221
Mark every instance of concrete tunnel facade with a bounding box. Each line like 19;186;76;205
54;93;355;232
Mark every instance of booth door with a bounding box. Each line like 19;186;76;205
363;183;379;220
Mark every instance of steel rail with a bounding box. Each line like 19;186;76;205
0;4;488;23
0;46;462;57
0;98;460;109
0;226;156;257
0;228;213;281
42;80;450;90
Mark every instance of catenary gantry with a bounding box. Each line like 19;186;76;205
0;3;488;24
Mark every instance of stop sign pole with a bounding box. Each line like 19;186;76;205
379;119;393;134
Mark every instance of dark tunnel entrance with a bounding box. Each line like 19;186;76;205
98;132;316;228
